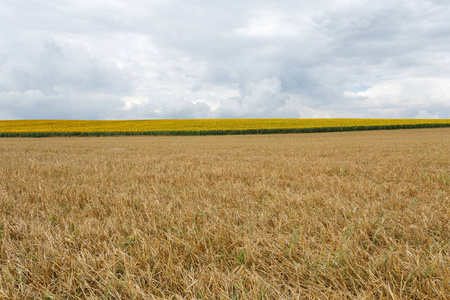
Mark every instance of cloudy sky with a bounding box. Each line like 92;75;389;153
1;0;449;120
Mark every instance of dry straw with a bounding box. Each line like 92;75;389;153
0;128;449;299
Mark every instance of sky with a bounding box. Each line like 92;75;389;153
1;0;449;120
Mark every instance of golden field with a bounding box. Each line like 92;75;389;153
0;128;449;299
0;118;450;136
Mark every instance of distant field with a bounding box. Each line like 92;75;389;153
1;118;450;137
0;128;448;299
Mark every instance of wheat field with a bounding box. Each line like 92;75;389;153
0;128;449;299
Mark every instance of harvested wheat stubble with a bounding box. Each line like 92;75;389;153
0;128;449;299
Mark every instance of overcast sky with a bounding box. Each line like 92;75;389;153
1;0;449;119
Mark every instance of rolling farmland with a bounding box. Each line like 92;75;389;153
0;128;449;299
1;118;450;137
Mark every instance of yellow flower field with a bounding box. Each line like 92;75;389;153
0;118;449;136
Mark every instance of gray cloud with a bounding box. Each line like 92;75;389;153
0;38;130;119
1;0;449;119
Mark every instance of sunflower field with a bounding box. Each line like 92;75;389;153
0;118;449;137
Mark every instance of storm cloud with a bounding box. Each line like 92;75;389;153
1;0;449;119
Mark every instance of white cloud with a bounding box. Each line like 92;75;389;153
343;77;450;118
